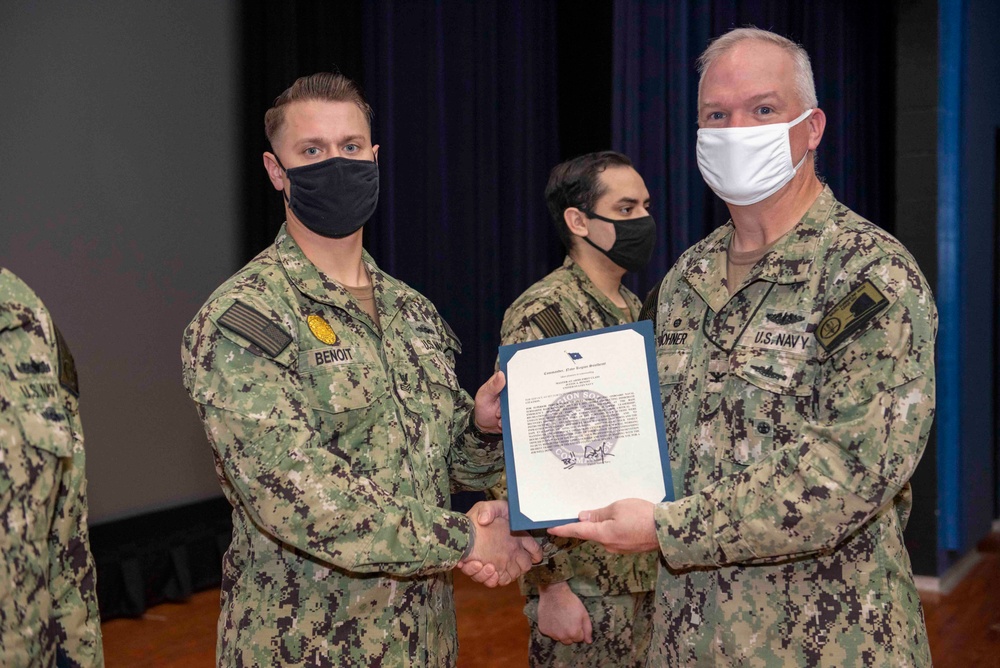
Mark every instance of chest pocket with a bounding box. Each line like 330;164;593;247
726;350;818;466
409;347;463;436
299;357;394;473
400;321;463;416
656;347;692;454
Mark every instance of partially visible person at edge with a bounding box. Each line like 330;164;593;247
485;151;659;667
1;267;104;668
181;72;541;668
545;28;937;666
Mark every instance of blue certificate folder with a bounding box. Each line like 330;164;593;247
498;320;674;531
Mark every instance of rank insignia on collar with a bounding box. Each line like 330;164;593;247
308;315;337;345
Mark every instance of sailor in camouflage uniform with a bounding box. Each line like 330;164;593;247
182;73;540;668
0;268;104;668
551;29;936;666
492;152;659;667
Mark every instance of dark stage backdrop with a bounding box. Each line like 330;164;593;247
239;0;896;390
360;0;561;385
613;0;897;295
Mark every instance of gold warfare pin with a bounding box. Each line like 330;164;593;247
307;315;337;345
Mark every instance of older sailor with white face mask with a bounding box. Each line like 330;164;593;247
549;27;938;666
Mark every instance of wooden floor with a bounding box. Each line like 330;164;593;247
103;537;1000;667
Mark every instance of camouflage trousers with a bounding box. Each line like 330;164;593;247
524;591;654;668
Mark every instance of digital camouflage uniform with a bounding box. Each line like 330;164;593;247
646;187;935;666
181;226;504;668
0;268;104;668
492;257;657;668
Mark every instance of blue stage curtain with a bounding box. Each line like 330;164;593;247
361;1;561;386
612;0;896;288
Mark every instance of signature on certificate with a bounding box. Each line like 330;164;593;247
584;443;615;464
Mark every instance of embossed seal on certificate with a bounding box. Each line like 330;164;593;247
543;390;621;469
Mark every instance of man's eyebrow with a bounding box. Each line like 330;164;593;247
292;134;367;147
614;196;640;205
746;91;781;104
699;91;781;110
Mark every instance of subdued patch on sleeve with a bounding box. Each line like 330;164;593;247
54;325;79;397
529;304;570;339
217;300;292;357
816;279;890;352
639;282;662;325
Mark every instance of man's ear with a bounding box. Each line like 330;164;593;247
373;144;380;163
262;152;286;191
807;108;827;151
564;208;590;239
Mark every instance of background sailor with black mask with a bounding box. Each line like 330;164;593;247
476;151;659;668
181;72;542;667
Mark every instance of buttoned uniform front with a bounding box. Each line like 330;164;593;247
181;226;504;668
0;268;104;668
647;187;936;666
490;256;657;667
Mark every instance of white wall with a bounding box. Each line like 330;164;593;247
0;1;240;522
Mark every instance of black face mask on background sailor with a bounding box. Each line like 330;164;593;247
579;210;657;273
277;156;379;239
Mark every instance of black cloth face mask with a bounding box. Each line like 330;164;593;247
277;156;379;238
579;210;657;272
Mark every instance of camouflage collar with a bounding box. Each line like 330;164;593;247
275;225;406;330
684;186;837;311
751;185;836;285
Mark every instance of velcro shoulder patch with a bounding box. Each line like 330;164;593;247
530;305;570;339
638;282;662;325
816;279;890;351
218;300;292;357
54;326;79;397
439;315;462;354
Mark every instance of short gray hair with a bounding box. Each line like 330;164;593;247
696;27;818;110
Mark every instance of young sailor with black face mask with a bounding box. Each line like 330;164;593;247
181;72;543;668
483;151;659;668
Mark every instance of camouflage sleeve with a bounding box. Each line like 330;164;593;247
183;308;475;577
48;397;104;668
46;326;103;668
655;254;937;568
439;326;507;492
0;273;102;668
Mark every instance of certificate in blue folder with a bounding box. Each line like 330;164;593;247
498;321;673;531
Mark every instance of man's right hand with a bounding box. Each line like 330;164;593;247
459;500;542;587
537;581;593;645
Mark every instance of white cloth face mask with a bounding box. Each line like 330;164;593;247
696;108;814;206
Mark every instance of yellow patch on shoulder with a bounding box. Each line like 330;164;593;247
816;279;889;351
307;315;337;345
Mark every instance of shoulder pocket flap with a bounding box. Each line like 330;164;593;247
16;403;73;458
211;300;295;368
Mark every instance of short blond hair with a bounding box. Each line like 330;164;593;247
697;27;818;109
264;72;374;147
